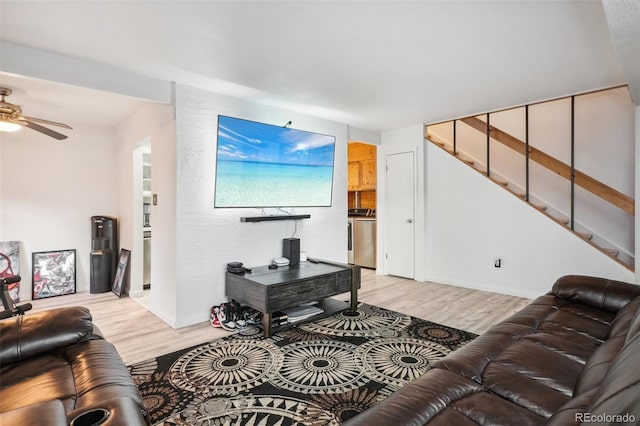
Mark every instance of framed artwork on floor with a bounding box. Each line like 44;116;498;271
0;240;21;303
112;249;131;298
32;249;76;300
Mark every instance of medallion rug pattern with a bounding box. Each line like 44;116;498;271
129;303;477;425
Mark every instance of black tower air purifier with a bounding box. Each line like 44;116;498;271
283;238;300;266
90;216;118;294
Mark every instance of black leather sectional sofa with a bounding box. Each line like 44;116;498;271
344;275;640;425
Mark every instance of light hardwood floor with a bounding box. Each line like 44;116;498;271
28;269;532;365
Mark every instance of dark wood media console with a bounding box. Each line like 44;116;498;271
225;260;361;337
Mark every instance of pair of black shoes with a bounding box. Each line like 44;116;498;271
210;301;262;331
210;301;240;331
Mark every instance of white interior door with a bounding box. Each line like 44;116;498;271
386;151;415;278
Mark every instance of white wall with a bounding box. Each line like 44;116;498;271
348;126;381;145
424;141;634;298
0;124;118;300
114;102;176;324
173;84;348;328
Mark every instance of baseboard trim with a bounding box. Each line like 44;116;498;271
423;276;543;300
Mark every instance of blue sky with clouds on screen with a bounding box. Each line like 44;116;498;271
217;116;335;167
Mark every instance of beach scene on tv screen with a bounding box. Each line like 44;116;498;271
215;116;336;208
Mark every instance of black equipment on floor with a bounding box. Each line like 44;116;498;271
90;216;118;293
0;275;32;320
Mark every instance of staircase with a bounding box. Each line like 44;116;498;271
425;86;635;271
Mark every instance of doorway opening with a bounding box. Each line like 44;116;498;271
347;141;378;270
142;151;152;290
131;142;151;303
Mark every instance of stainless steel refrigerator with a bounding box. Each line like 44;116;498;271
354;218;376;269
348;218;355;264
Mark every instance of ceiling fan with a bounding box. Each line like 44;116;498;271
0;87;72;140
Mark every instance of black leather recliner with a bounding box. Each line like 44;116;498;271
0;306;148;425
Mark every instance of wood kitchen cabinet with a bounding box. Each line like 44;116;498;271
348;161;361;191
347;143;377;191
360;159;376;189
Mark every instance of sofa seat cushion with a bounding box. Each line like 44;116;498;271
0;354;78;412
0;400;67;426
343;367;548;426
435;334;580;420
485;339;580;397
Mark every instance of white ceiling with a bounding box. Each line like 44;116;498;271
0;72;147;130
0;1;631;132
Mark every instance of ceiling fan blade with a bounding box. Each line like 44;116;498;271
22;120;68;140
21;115;72;129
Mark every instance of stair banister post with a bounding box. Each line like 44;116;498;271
570;96;575;230
486;113;490;177
525;105;530;202
453;119;457;155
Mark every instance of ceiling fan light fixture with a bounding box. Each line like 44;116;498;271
0;119;21;132
0;87;71;139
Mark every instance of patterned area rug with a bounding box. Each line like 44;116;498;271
128;303;477;425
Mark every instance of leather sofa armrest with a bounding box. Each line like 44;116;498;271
0;306;96;365
552;275;640;313
0;400;67;426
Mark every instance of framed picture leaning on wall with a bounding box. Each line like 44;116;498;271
112;249;131;298
0;241;21;303
32;249;76;300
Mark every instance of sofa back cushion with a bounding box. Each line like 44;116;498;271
624;302;640;344
573;296;640;396
0;307;94;365
605;296;640;339
552;275;640;313
583;332;640;421
573;334;626;396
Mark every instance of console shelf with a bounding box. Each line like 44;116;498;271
225;261;360;337
240;214;311;223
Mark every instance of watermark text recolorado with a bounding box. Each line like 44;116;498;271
575;413;636;423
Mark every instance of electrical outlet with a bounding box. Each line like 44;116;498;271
494;257;502;268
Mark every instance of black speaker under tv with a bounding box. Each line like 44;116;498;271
283;238;300;266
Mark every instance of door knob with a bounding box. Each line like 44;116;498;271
407;219;413;223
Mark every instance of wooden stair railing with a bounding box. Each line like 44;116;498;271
425;124;634;270
460;116;634;216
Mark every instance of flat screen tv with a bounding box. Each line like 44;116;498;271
214;115;336;208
